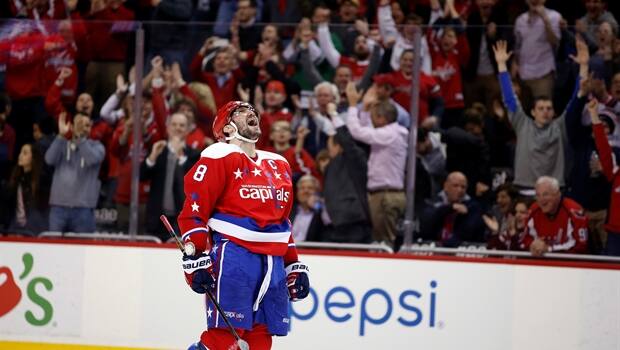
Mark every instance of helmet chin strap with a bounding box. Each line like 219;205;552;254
225;121;259;144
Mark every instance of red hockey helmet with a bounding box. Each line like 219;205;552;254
212;101;259;142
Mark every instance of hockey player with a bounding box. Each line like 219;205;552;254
177;101;310;350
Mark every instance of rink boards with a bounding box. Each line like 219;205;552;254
0;238;620;350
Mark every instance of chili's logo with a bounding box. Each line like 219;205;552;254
0;253;54;326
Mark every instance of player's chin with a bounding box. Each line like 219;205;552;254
242;129;261;141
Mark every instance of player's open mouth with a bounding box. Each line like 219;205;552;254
247;118;259;127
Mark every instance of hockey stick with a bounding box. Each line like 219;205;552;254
160;215;250;350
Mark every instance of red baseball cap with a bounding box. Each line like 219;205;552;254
373;74;394;86
266;80;287;95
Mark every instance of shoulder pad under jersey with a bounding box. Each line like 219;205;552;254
200;142;243;159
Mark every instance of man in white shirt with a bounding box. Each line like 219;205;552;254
514;0;561;106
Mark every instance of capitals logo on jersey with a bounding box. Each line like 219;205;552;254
239;184;291;205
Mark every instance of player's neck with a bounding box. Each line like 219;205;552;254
229;139;257;157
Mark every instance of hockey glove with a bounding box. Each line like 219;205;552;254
285;262;310;301
182;253;216;294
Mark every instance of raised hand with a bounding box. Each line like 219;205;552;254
362;85;378;111
171;62;185;89
253;85;264;111
299;27;314;48
587;98;601;124
575;19;587;34
482;215;499;233
492;41;512;65
58;67;72;81
570;36;590;67
116;74;128;94
326;102;337;117
296;125;310;141
354;19;369;37
345;82;363;107
58;112;71;137
237;84;250;103
148;139;167;162
200;37;216;55
492;40;512;72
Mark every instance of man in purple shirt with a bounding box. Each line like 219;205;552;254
514;0;561;107
343;82;408;247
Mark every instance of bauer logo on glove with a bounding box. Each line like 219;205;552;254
285;262;310;302
182;253;217;294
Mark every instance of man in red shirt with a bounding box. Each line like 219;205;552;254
383;50;444;127
429;24;470;129
520;176;589;256
190;45;242;110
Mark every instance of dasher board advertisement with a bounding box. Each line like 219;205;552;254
0;239;619;350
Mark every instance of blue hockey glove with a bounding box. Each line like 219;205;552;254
285;261;310;301
182;253;216;294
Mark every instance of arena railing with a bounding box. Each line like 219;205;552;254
8;231;620;263
398;244;620;263
38;231;162;244
296;241;395;254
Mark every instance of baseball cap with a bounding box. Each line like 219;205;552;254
373;74;394;86
266;80;287;95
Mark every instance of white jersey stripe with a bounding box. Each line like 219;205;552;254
551;219;576;252
253;255;273;311
182;227;209;241
215;241;228;328
208;218;291;243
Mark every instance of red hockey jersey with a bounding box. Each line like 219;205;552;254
340;56;369;81
429;32;470;109
520;198;589;253
593;123;620;233
177;143;299;263
43;34;77;103
388;71;441;123
4;31;46;99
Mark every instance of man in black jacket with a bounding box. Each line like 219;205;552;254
141;113;199;240
419;172;487;247
322;120;372;243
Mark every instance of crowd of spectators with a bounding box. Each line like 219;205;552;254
0;0;619;257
